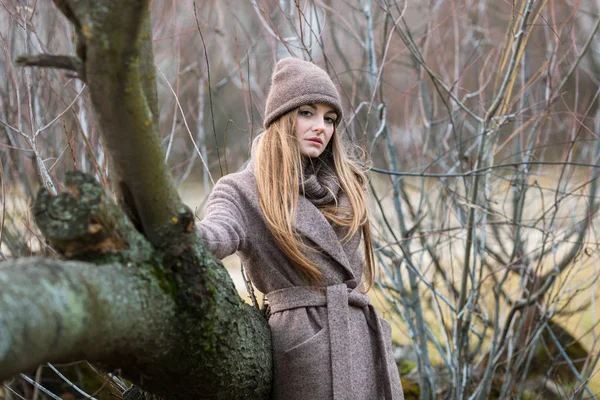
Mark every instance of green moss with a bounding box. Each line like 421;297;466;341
149;264;177;299
399;360;417;376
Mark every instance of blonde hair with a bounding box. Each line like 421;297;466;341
255;110;375;291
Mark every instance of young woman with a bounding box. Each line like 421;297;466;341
196;57;404;400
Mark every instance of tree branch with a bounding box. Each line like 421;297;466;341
38;0;186;248
0;257;178;382
15;54;83;79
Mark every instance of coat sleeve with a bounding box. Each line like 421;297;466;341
196;175;249;260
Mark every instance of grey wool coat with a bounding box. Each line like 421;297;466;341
196;144;404;400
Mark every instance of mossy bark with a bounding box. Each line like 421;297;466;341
0;258;178;381
0;257;272;399
2;171;272;399
56;0;182;246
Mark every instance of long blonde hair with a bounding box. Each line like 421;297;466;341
255;110;375;290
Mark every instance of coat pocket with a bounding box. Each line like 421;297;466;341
273;327;333;400
284;327;326;355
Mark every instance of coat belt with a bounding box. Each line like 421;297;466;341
267;283;395;400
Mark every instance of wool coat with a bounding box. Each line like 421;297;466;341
196;145;404;400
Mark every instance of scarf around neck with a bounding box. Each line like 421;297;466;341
301;157;340;206
248;133;341;206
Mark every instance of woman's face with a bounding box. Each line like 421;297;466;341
294;103;337;158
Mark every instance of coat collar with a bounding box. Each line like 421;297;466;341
295;195;356;280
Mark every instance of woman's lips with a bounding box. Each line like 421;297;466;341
306;138;323;145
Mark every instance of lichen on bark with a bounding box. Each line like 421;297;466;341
34;171;153;264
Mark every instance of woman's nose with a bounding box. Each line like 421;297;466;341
312;118;326;132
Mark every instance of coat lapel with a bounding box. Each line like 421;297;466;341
295;195;356;279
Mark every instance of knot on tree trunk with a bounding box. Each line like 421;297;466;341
33;171;135;259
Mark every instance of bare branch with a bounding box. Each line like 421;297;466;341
15;54;83;79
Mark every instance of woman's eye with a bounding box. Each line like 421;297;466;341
325;116;336;124
299;110;312;116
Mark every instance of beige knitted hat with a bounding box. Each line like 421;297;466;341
264;58;343;129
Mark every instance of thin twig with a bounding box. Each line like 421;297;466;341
34;84;85;137
19;374;62;400
193;1;223;177
371;160;600;178
156;65;214;186
47;363;98;399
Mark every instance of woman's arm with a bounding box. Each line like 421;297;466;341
196;175;249;259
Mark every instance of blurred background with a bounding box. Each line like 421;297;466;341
2;0;600;398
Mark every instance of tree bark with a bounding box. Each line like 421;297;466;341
1;171;272;399
50;0;182;246
0;256;272;399
0;257;178;381
4;0;274;398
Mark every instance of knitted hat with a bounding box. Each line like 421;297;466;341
264;58;343;129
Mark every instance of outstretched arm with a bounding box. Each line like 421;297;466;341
196;176;249;259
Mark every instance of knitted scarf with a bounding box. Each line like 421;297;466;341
301;155;341;207
248;133;342;207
